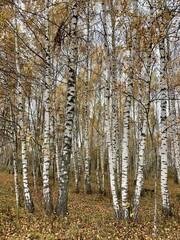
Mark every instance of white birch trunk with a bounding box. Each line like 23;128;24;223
96;76;103;194
84;88;91;193
42;0;53;215
102;0;120;219
11;102;19;211
55;112;60;181
84;1;92;194
121;92;131;220
96;105;102;193
133;118;147;220
170;91;180;183
72;114;79;193
110;0;120;196
13;1;34;213
105;84;120;219
134;86;142;185
133;0;153;220
159;37;171;216
121;40;134;221
13;143;19;211
56;1;78;216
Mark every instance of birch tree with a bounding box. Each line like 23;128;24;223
56;0;78;216
84;0;92;194
121;4;134;220
102;0;121;219
170;91;180;183
42;0;54;215
13;0;34;213
159;20;171;217
133;0;153;220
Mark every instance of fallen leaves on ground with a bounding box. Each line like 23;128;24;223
0;172;179;240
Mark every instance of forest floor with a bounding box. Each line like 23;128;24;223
0;171;179;240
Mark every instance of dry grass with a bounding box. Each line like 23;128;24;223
0;171;179;239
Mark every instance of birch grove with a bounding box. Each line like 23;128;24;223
0;0;179;224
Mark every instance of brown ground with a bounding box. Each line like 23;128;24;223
0;171;179;239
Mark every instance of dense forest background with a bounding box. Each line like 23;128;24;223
0;0;179;239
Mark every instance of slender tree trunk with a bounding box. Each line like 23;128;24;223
121;31;134;221
110;0;120;196
133;0;153;220
121;91;132;220
55;109;60;181
11;102;19;211
13;2;34;213
56;1;78;216
102;0;120;219
134;91;142;185
159;36;171;216
12;140;19;211
133;118;147;220
72;113;80;193
96;101;102;194
84;1;92;194
95;72;103;194
42;0;53;215
170;92;180;183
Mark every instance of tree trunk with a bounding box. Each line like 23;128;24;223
56;1;78;216
42;0;54;215
13;2;34;213
102;0;120;219
159;35;171;216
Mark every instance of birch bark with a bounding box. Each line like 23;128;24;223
72;113;80;193
159;37;171;216
110;0;120;196
13;1;34;213
102;0;120;219
10;91;19;211
121;14;134;221
84;0;92;194
42;0;54;215
133;0;153;220
56;1;78;216
170;92;180;183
